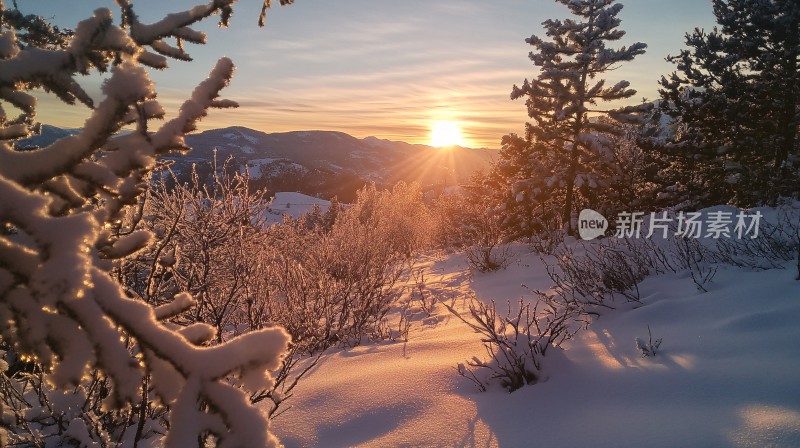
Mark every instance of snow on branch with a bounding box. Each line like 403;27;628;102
259;0;295;27
0;59;154;186
0;1;295;446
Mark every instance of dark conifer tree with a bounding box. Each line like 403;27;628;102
510;0;647;234
658;0;800;206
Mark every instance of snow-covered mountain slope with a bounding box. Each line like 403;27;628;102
178;126;495;200
262;192;331;225
272;246;800;448
14;124;81;148
22;125;496;201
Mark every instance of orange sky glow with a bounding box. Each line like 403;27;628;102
28;0;715;149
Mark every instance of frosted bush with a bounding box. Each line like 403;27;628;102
265;183;428;349
432;184;511;271
127;176;432;419
446;298;581;392
128;159;270;342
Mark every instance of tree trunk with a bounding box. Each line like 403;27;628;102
564;144;579;235
564;2;597;236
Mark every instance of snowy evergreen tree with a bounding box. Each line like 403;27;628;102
658;0;800;207
491;120;661;241
0;1;296;446
487;134;560;239
510;0;647;234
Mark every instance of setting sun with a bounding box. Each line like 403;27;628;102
429;121;464;147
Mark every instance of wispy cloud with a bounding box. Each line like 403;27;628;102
30;0;716;148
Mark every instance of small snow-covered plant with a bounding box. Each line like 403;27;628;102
430;176;511;270
465;205;511;272
0;1;297;446
636;325;662;358
445;298;581;392
412;268;437;317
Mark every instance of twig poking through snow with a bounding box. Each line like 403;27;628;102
636;325;662;358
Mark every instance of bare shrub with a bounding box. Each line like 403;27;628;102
411;268;437;317
346;182;435;257
263;183;429;350
690;263;718;292
431;189;470;250
461;200;511;272
445;298;582;392
265;217;409;348
711;209;799;271
666;237;718;292
618;236;680;275
465;243;511;273
430;183;511;271
527;226;565;255
541;241;647;311
254;184;432;415
794;226;800;280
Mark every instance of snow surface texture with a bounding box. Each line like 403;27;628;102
272;246;800;447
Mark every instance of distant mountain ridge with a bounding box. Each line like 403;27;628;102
16;125;81;148
23;125;497;201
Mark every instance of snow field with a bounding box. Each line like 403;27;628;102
272;244;800;447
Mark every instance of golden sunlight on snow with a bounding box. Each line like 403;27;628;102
728;405;800;447
273;255;500;447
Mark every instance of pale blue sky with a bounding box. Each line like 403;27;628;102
22;0;716;148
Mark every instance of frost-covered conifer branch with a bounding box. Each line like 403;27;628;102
117;0;232;64
0;1;294;446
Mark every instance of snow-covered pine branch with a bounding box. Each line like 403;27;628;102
0;1;295;446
